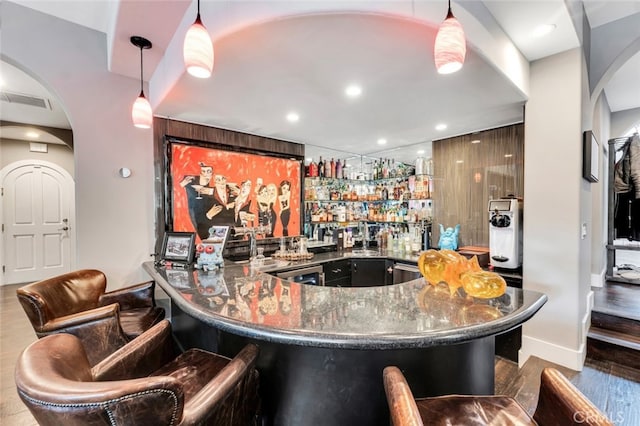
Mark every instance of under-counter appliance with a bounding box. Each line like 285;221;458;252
276;265;325;286
488;198;523;269
392;263;422;284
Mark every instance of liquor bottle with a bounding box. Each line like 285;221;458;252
309;159;317;177
318;156;324;178
325;157;331;178
330;158;336;178
390;159;396;178
335;159;342;180
342;159;347;179
381;184;389;201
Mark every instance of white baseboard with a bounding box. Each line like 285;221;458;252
582;290;594;342
591;268;605;287
518;291;593;371
519;334;586;371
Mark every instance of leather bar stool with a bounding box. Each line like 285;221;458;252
383;366;613;426
15;319;261;426
17;269;165;365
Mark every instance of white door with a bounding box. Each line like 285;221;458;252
2;161;75;284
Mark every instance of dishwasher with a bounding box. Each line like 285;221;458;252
392;263;422;284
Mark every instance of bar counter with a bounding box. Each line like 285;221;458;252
142;252;546;425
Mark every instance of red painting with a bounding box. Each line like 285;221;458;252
170;143;301;242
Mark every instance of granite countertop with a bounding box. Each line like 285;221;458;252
142;250;545;350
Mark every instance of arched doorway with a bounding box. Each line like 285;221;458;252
0;59;75;285
1;159;76;285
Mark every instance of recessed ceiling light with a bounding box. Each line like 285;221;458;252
532;24;556;38
456;160;464;164
471;139;481;144
286;112;299;123
417;149;425;155
435;123;447;131
26;131;40;139
505;154;513;158
377;138;387;145
345;84;362;98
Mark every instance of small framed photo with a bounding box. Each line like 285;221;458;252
206;226;230;246
582;130;599;183
161;232;196;263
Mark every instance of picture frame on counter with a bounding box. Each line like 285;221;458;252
161;231;196;264
582;130;599;183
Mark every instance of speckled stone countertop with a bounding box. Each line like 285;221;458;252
142;251;546;350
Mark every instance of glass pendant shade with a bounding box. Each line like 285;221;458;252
434;10;466;74
184;16;214;78
132;92;153;129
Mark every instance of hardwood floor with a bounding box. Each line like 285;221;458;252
1;282;639;425
592;280;640;321
1;284;38;426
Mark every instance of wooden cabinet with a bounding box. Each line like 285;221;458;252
323;259;352;287
351;258;393;287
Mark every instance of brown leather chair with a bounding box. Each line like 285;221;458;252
16;269;165;365
15;319;261;426
383;366;613;426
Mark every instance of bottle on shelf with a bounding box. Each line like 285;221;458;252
342;159;347;179
309;158;318;177
318;156;325;178
325;157;332;178
330;158;336;178
335;158;341;180
381;185;389;201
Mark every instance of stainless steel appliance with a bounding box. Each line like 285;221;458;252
277;265;325;286
488;198;523;269
392;263;422;284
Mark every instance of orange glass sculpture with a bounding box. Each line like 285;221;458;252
460;271;507;299
417;249;506;298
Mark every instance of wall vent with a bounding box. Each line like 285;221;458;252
0;90;51;109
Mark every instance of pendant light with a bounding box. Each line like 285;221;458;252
183;0;214;78
434;0;466;74
130;36;153;129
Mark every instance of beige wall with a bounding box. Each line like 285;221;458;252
521;48;590;370
611;107;640;137
2;3;155;286
1;139;74;175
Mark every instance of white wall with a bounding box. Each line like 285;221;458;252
521;48;590;370
611;107;640;137
590;92;610;288
1;3;156;286
1;139;75;174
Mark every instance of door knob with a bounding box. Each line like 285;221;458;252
59;226;69;231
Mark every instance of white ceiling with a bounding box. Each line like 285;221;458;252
1;0;639;164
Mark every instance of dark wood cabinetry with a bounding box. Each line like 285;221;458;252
323;259;352;287
351;258;393;287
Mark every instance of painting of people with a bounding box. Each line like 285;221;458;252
170;142;302;242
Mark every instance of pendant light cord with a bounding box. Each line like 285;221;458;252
139;45;144;96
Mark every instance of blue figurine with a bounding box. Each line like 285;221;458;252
438;224;460;250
